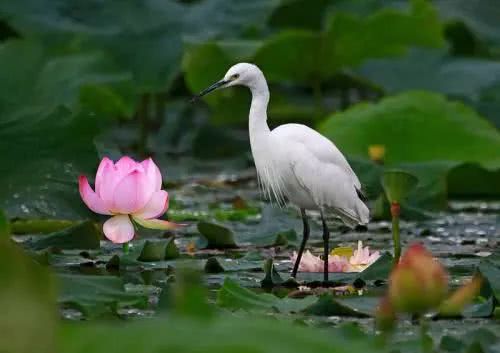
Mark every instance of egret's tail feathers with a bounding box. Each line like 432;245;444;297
327;200;369;229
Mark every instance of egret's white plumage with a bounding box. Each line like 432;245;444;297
221;63;369;227
195;62;369;282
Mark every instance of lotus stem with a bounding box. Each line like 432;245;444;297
123;242;131;254
391;202;401;266
419;316;432;353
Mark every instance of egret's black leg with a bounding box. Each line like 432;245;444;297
292;209;310;278
321;212;330;283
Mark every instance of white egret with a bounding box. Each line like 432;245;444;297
193;63;369;282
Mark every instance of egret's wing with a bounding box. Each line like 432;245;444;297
287;143;369;227
272;124;361;190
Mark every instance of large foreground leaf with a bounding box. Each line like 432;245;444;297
60;314;379;353
0;236;56;353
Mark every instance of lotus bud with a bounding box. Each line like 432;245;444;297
375;296;396;332
388;243;448;314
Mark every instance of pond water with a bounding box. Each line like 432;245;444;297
14;167;500;343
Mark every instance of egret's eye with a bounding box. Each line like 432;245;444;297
231;73;240;80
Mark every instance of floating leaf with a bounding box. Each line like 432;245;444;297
137;238;180;262
205;253;263;274
477;258;500;301
58;274;147;318
357;252;393;282
26;221;100;251
303;294;378;317
197;221;237;249
217;278;315;313
439;275;484;317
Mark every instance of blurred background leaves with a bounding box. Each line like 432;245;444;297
0;2;499;351
0;0;499;219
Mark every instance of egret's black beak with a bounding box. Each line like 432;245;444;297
190;80;228;102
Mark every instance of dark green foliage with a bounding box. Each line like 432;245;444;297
0;1;498;352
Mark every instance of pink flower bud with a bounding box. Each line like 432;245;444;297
375;296;396;332
388;243;448;314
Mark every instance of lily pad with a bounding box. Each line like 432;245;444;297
477;258;500;301
197;221;237;249
205;253;264;274
217;278;316;314
137;238;180;262
25;221;100;251
57;274;148;318
303;294;378;317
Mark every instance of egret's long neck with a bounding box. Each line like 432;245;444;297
248;76;271;147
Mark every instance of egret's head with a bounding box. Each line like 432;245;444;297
192;63;263;100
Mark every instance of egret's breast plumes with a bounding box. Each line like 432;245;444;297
255;157;288;208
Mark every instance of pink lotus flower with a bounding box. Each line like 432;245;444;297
79;156;179;243
291;250;323;272
290;241;380;273
328;255;350;272
348;241;381;271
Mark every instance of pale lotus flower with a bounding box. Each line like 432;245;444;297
348;241;381;272
79;156;179;243
328;255;350;272
291;250;323;272
290;241;380;273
